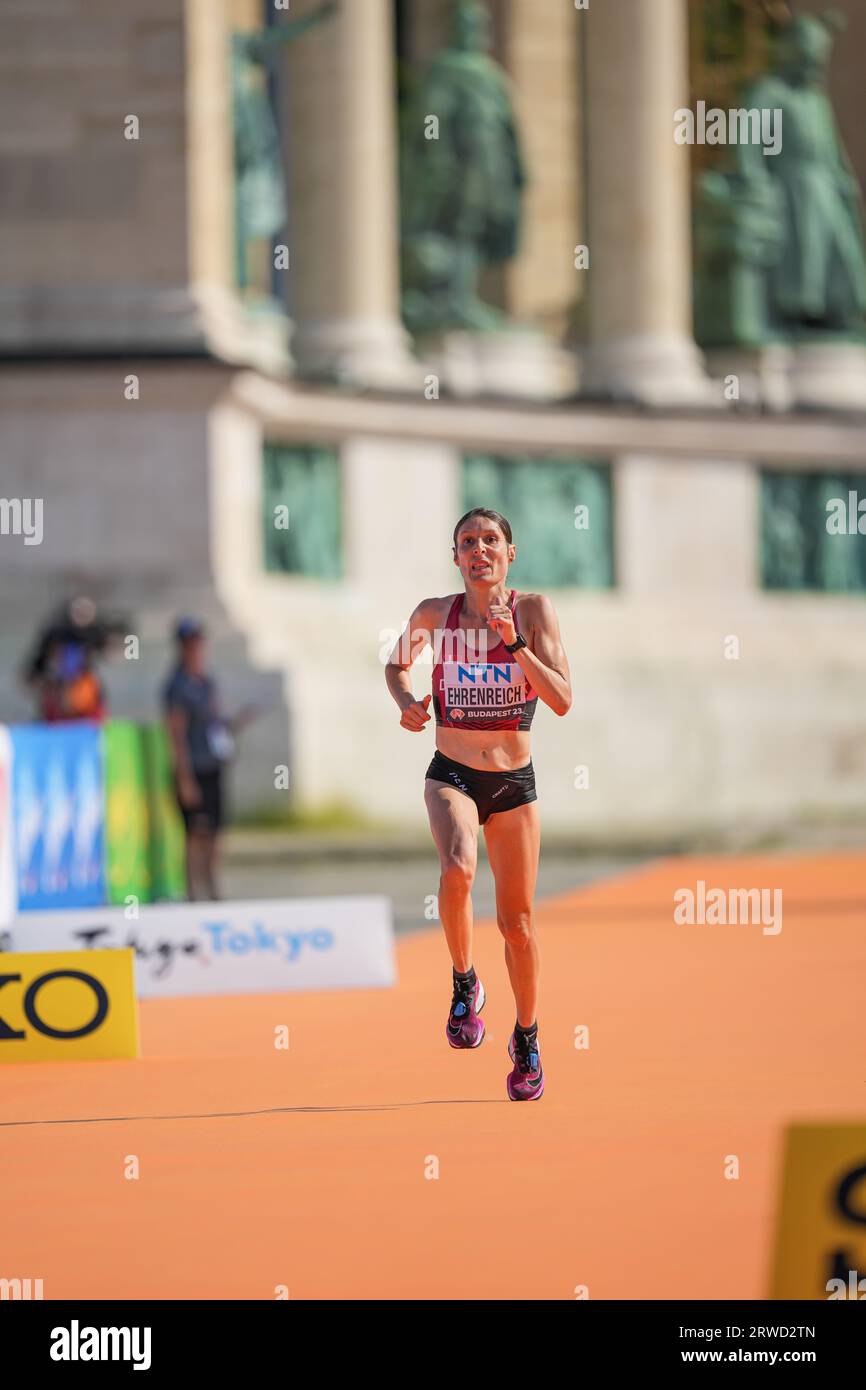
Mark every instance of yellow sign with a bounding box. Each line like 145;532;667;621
0;949;138;1062
770;1124;866;1299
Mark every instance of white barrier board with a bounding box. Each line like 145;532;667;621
8;896;396;998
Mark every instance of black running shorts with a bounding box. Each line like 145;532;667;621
425;750;537;825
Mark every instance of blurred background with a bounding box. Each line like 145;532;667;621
1;0;865;914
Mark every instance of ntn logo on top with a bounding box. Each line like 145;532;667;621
444;662;520;685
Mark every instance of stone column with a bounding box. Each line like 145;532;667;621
582;0;714;405
499;0;583;343
281;0;416;387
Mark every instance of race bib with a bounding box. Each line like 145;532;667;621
441;662;527;720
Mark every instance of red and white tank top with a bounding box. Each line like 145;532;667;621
432;590;537;732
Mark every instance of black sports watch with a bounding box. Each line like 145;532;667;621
505;634;527;654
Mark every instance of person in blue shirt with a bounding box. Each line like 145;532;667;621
162;618;253;902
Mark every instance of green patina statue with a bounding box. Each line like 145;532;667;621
400;0;526;334
695;10;866;347
231;1;337;291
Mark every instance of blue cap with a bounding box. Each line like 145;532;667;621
174;616;204;643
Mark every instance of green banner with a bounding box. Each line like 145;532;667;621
143;722;186;902
103;721;151;906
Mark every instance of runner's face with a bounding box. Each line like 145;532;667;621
453;522;513;585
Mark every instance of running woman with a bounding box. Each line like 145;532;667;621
385;508;572;1100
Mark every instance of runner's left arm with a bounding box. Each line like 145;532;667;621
510;594;572;716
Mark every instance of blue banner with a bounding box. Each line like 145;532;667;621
11;724;106;911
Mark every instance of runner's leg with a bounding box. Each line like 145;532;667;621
424;779;480;971
483;801;541;1028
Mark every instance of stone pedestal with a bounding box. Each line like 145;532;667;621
422;329;579;400
789;342;866;412
704;343;866;413
704;347;795;413
582;335;720;408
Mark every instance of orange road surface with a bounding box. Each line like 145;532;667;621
2;852;863;1300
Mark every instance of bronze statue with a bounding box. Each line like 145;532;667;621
400;0;526;334
231;2;337;291
695;8;866;346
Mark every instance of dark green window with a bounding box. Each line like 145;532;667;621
761;470;866;592
262;443;342;578
461;454;613;589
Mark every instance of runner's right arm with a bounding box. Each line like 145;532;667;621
385;599;439;732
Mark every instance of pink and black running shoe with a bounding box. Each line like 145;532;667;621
507;1028;544;1101
446;974;486;1049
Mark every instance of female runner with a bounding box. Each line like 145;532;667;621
385;508;572;1100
